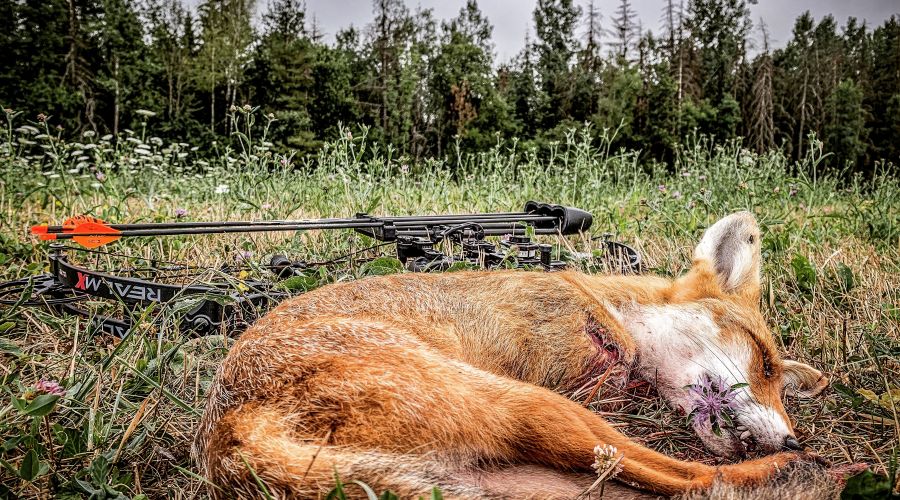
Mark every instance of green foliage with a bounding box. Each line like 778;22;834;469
1;0;898;172
840;470;897;500
360;257;404;276
825;79;868;168
790;254;817;295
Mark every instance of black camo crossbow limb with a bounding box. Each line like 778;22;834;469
1;201;640;338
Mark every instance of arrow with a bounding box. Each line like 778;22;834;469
29;202;588;249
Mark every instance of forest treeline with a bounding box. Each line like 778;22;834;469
1;0;899;170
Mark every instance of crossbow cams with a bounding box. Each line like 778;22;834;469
1;201;641;338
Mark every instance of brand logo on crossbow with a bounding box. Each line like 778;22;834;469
75;271;102;292
112;282;162;302
104;323;129;338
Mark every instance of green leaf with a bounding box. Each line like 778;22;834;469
364;194;382;214
790;254;816;294
22;394;61;417
327;470;347;500
835;263;855;291
10;397;26;412
446;261;477;272
430;487;444;500
840;470;893;499
0;321;15;332
730;382;749;389
379;491;400;500
2;436;23;452
18;448;40;481
360;257;403;276
280;274;321;292
0;337;22;357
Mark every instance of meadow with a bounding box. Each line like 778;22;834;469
0;110;898;498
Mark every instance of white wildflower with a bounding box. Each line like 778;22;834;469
592;444;623;479
214;184;230;194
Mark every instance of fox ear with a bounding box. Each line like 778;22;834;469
692;212;762;301
782;360;828;398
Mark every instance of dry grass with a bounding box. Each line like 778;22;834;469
0;120;897;497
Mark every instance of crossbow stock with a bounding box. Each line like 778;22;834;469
1;202;641;338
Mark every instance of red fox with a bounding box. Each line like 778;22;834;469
194;212;832;497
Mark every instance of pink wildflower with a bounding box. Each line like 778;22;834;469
35;379;66;397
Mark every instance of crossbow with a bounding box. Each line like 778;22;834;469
0;201;641;338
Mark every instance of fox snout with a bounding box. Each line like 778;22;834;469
690;394;800;459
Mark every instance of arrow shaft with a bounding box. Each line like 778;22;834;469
41;213;553;233
51;219;557;240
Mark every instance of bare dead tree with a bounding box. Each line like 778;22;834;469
750;20;774;153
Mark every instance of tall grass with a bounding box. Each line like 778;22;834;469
0;109;898;498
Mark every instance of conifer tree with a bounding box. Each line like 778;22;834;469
749;21;774;153
532;0;581;129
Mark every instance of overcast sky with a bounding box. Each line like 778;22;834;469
292;0;899;62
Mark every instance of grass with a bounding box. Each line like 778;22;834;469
0;110;898;498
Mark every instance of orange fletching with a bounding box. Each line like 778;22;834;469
63;215;105;227
31;215;107;235
70;221;121;249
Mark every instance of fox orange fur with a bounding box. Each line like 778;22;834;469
194;212;830;498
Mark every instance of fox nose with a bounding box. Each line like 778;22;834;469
783;436;802;450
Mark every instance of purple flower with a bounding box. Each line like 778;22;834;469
698;174;707;181
235;250;253;262
260;203;272;210
686;375;741;433
657;184;667;193
94;171;106;182
174;208;187;218
672;191;682;199
35;379;66;397
789;185;798;197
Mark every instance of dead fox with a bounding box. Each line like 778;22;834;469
194;212;832;498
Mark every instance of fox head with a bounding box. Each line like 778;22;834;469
609;212;827;458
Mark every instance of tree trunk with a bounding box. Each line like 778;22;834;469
113;56;120;136
798;68;808;159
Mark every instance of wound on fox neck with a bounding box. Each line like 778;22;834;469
585;314;621;364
